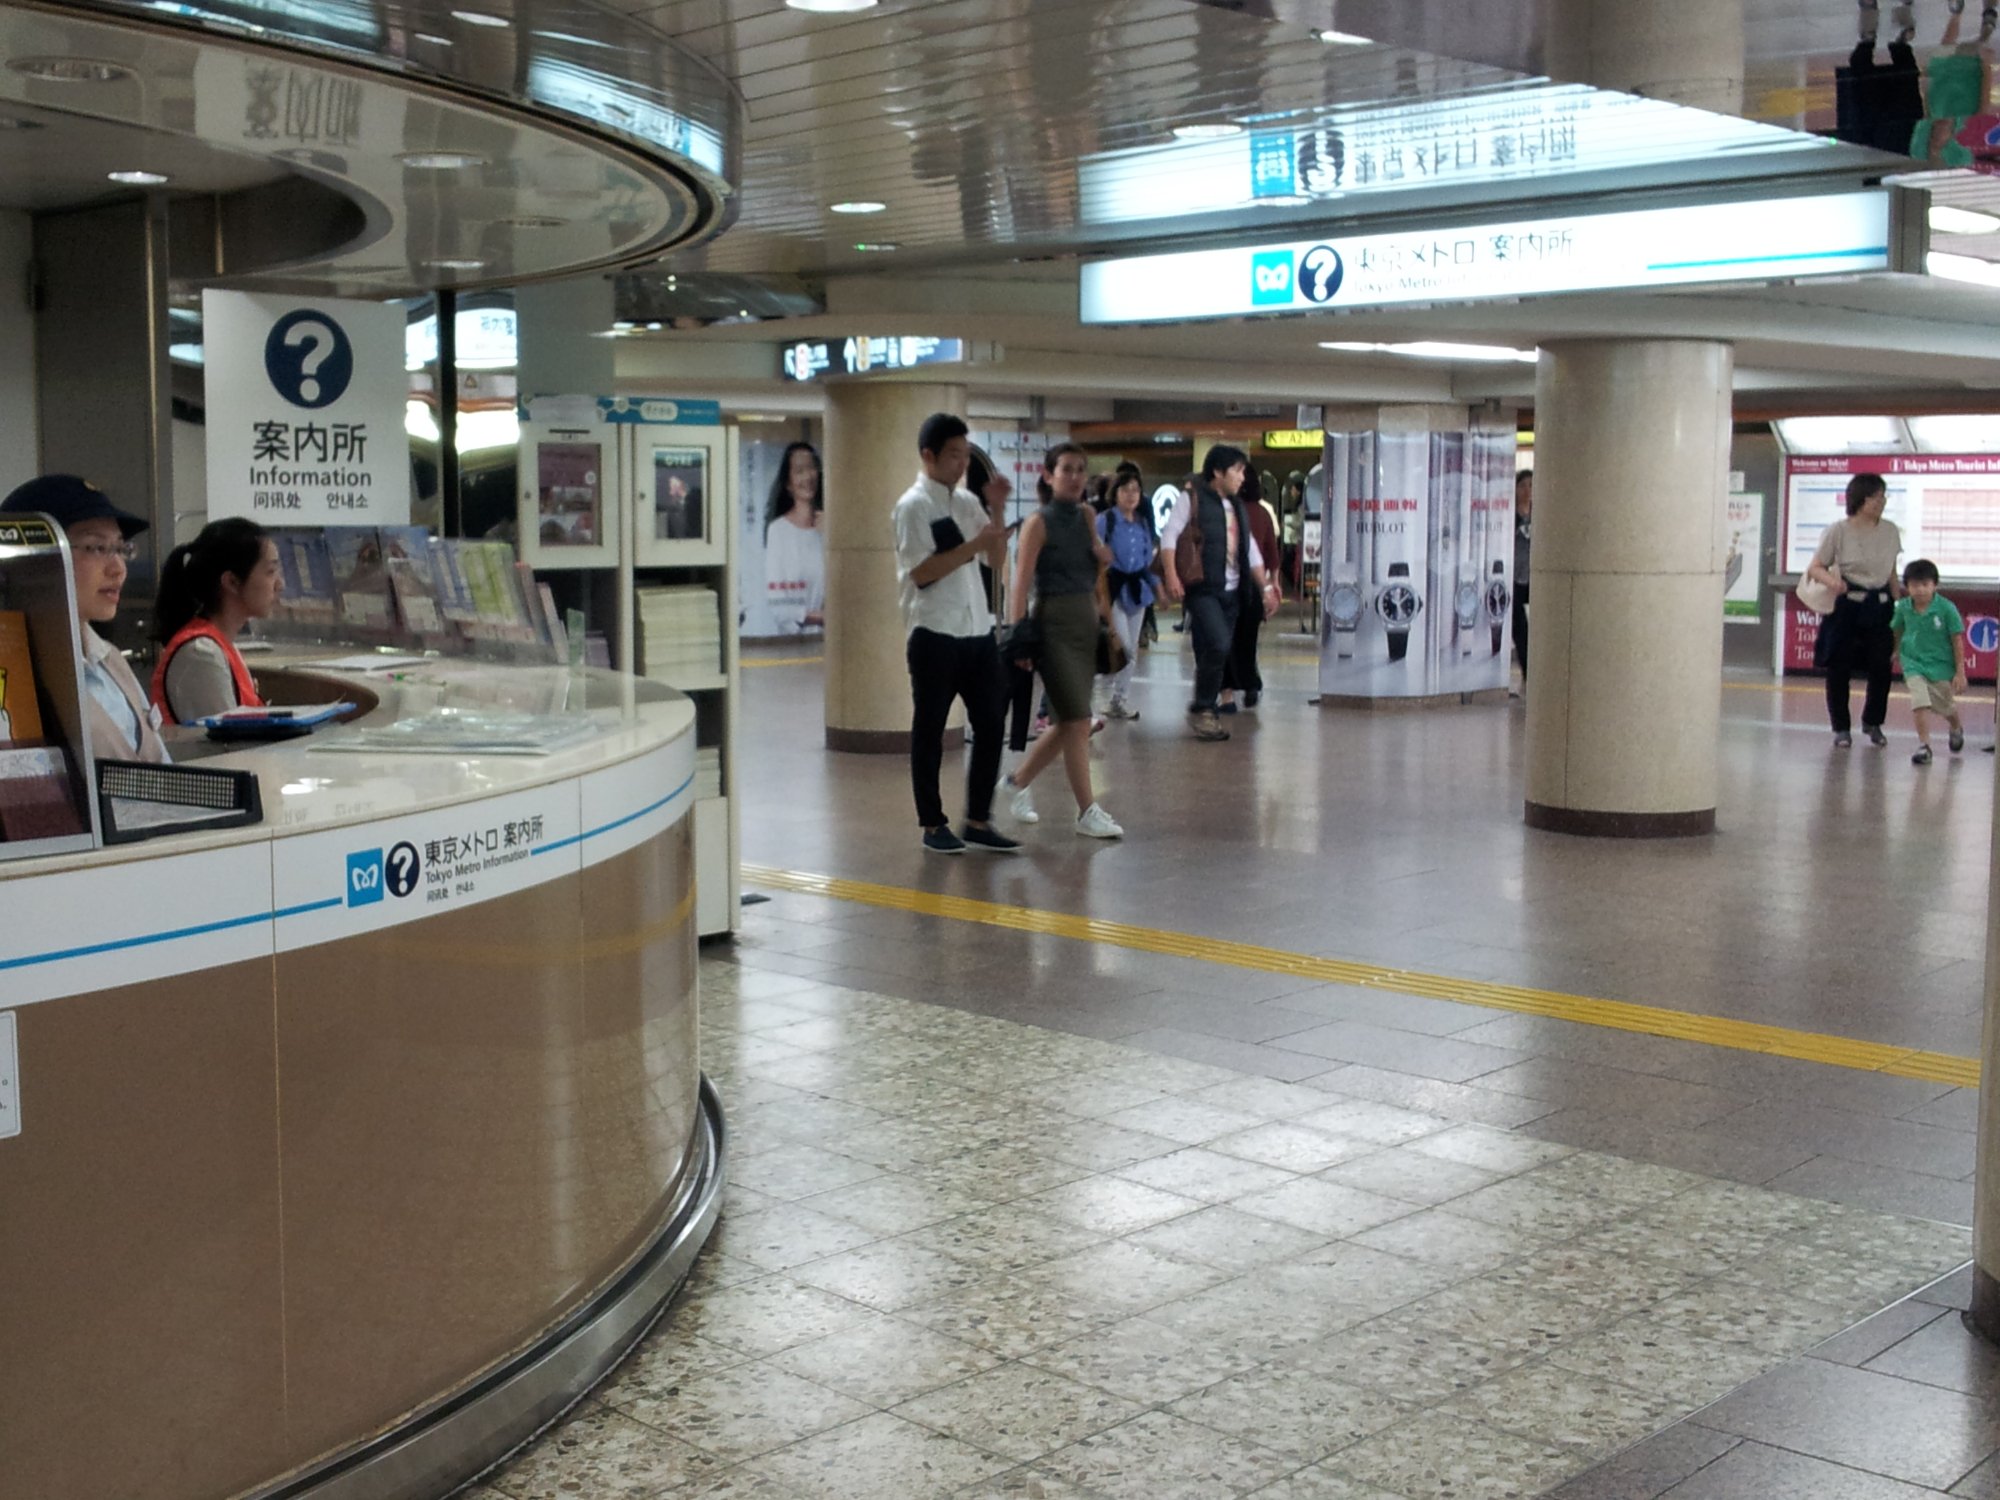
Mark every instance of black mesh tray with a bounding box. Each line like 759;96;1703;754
95;759;264;844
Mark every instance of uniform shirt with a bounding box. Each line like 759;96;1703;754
83;628;168;763
1813;517;1903;591
1162;492;1264;592
892;471;994;639
162;635;242;722
1893;593;1964;680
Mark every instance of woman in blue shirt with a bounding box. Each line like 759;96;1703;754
1097;469;1156;720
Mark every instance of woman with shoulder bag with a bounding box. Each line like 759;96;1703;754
1097;469;1156;720
1807;471;1903;748
999;444;1124;838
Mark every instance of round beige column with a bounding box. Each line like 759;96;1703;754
1971;775;2000;1338
822;379;967;753
1523;340;1732;837
1543;0;1744;114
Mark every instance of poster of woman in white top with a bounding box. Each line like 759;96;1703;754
760;442;824;635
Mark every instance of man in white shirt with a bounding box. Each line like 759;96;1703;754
891;413;1019;855
1160;445;1277;741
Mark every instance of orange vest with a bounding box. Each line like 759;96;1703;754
150;619;263;723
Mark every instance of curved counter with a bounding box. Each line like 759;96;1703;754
0;662;723;1500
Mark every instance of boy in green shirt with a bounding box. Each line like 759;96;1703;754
1892;558;1967;765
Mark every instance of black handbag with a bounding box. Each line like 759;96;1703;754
998;618;1042;662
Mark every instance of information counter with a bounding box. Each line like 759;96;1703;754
0;660;724;1500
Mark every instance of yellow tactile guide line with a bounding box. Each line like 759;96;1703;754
744;865;1981;1090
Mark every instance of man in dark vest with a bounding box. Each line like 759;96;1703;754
1160;444;1279;741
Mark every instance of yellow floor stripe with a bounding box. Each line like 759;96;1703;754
743;864;1981;1090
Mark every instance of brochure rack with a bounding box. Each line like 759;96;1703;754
0;513;100;859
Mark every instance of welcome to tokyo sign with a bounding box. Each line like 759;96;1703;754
203;290;409;526
1079;191;1892;325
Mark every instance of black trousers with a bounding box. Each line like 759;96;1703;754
907;628;1006;828
1513;587;1530;678
1221;583;1263;696
1005;661;1037;753
1822;596;1896;734
1185;589;1239;711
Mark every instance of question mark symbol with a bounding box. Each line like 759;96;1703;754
286;319;334;403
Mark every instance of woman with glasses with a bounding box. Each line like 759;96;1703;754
150;518;281;724
0;474;168;763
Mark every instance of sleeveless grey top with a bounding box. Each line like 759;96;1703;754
1035;501;1099;598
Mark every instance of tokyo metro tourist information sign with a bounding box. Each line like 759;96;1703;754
1079;190;1892;324
204;290;410;526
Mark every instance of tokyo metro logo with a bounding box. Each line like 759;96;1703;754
1250;251;1294;306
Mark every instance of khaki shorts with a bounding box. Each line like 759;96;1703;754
1906;674;1957;716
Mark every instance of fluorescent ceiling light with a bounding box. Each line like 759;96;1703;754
830;200;886;214
7;57;132;82
852;241;899;252
107;169;169;185
1319;340;1537;363
1252;194;1312;208
1928;250;2000;286
1930;204;2000;235
1172;123;1244;141
449;9;510;25
1772;415;1906;453
786;0;878;11
399;150;485;169
1313;29;1370;43
1909;413;2000;452
414;31;453;44
168;342;203;365
430;257;487;272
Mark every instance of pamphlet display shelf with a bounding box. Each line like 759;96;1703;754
0;659;722;1500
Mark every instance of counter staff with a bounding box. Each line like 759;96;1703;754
0;474;168;764
151;518;281;724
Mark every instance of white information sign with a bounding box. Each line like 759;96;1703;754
203;289;410;525
1784;454;2000;583
1080;191;1892;324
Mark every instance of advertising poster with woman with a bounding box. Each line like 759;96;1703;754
739;439;824;637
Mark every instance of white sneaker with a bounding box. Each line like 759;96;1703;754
1005;777;1039;824
1075;803;1123;839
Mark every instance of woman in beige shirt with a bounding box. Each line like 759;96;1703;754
1806;472;1903;748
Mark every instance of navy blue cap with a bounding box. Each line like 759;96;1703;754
0;474;149;539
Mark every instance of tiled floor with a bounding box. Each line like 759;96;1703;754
471;636;1995;1498
470;957;1972;1500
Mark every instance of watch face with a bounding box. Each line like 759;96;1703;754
1376;583;1419;627
1454;582;1480;625
1329;583;1364;627
1486;581;1510;619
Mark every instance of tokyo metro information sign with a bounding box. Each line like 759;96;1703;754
1079;190;1893;324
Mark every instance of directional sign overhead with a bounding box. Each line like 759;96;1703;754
1080;190;1893;325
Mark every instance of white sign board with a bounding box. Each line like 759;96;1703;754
1785;454;2000;584
0;1010;16;1141
203;289;410;525
1080;190;1892;324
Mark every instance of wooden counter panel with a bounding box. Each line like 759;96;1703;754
273;876;591;1467
576;820;702;1274
0;963;288;1500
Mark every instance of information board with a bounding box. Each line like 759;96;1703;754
1784;454;2000;583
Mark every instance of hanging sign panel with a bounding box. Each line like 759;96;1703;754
203;290;410;526
1079;190;1892;324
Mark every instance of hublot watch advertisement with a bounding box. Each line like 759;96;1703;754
1319;420;1515;698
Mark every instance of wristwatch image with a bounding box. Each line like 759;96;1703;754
1327;567;1363;657
1376;561;1422;662
1485;559;1510;656
1453;567;1480;656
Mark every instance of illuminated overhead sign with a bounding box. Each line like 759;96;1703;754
1262;429;1325;450
781;336;965;381
1079;190;1892;324
1078;84;1837;224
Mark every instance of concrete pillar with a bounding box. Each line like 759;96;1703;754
1542;0;1745;115
822;379;965;753
1523;340;1732;837
515;277;614;396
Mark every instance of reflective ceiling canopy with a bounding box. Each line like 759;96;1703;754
1;0;746;293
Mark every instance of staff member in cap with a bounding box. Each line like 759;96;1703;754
0;474;168;764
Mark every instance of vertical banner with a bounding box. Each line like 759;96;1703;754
739;438;824;638
1319;422;1513;698
1724;491;1765;623
202;290;409;525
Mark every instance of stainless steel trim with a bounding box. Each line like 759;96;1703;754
247;1075;728;1500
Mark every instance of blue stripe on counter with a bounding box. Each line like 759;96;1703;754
533;771;696;856
0;897;341;973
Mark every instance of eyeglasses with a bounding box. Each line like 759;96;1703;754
72;541;138;562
